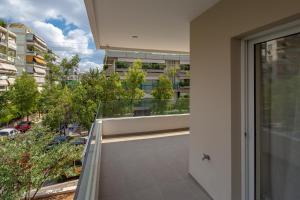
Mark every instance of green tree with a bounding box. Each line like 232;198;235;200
0;91;17;125
124;59;146;102
43;87;73;133
72;84;97;129
152;75;174;100
60;55;80;86
98;72;125;117
80;68;103;103
0;126;83;200
165;64;180;86
72;68;126;128
0;19;7;28
151;75;174;114
11;73;38;121
44;53;62;85
72;69;104;129
38;83;64;114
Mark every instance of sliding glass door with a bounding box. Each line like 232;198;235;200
254;32;300;200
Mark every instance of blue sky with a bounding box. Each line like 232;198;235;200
0;0;105;73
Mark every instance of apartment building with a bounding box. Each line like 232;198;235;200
0;25;17;91
9;23;48;90
104;50;190;97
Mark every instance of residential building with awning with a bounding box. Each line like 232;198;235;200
9;23;49;88
0;25;17;91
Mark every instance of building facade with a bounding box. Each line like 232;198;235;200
104;50;190;97
9;23;48;90
82;1;300;200
0;25;17;91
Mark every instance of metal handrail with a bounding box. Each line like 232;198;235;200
74;120;102;200
74;98;190;199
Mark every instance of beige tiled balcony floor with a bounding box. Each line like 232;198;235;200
100;132;212;200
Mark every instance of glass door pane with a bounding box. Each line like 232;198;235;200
255;33;300;200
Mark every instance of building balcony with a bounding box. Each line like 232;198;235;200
8;40;16;50
0;39;7;47
7;56;15;63
26;50;45;58
115;67;165;73
76;117;211;200
74;100;208;200
26;41;47;52
0;52;7;61
0;52;15;64
34;75;46;85
83;130;210;200
26;63;47;76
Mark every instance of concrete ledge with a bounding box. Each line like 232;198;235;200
102;114;190;136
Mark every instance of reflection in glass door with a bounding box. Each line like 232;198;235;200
255;32;300;200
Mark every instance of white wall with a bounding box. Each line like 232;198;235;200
190;1;300;200
102;114;189;136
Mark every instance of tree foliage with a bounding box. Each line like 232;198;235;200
165;65;180;85
72;69;125;125
44;53;62;84
124;59;146;102
72;84;97;129
152;75;174;100
60;55;80;85
11;73;38;120
42;87;73;132
0;126;83;200
0;19;7;28
0;91;17;125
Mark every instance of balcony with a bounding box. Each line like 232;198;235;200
76;121;212;200
74;99;211;200
0;52;7;61
7;56;15;63
26;40;47;52
102;133;211;200
8;40;16;50
0;39;7;47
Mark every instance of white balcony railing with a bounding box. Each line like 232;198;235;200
7;56;15;63
74;120;102;200
8;40;16;49
0;39;7;47
0;52;7;60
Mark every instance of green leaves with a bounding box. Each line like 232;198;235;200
44;53;62;84
152;75;174;100
0;91;17;124
61;55;80;75
124;59;146;102
11;73;39;119
0;126;83;200
42;86;73;132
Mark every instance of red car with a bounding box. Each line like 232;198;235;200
15;121;32;133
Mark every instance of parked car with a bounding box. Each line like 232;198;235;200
47;135;71;150
0;128;19;141
15;121;32;132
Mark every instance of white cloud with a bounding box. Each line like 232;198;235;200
32;21;92;58
0;0;106;71
79;61;103;73
0;0;89;29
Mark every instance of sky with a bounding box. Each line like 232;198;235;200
0;0;105;73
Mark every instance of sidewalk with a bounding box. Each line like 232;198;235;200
31;180;78;199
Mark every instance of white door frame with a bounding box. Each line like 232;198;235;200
241;20;300;200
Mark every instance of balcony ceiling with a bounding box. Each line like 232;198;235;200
85;0;219;53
